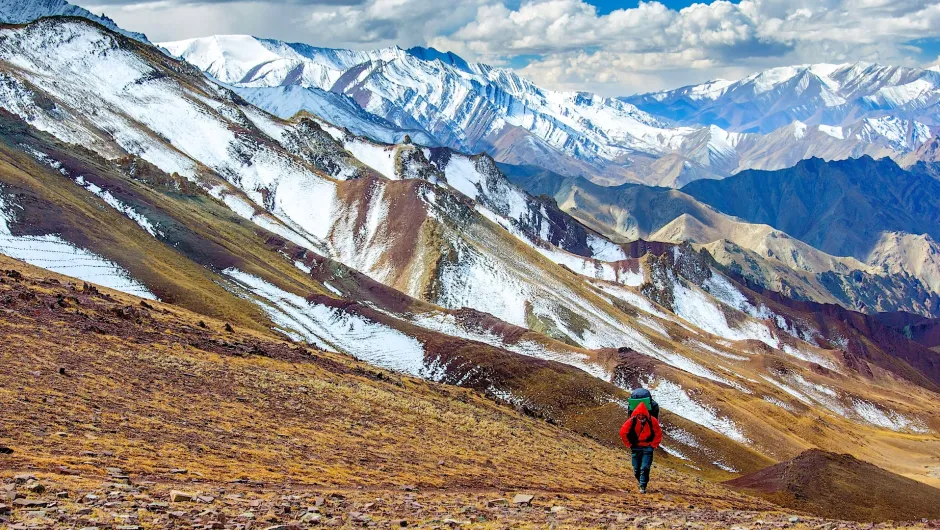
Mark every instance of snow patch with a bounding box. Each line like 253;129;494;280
673;279;778;348
650;378;749;444
224;268;434;377
344;140;397;179
75;177;162;238
0;190;156;299
852;400;929;433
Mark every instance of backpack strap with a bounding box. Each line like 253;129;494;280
626;417;640;446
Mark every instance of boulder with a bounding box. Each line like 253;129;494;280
512;494;534;506
169;490;194;503
12;499;49;508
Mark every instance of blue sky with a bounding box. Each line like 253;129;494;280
93;0;940;95
590;0;719;14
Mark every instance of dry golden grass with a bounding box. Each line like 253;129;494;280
0;255;738;500
0;258;937;528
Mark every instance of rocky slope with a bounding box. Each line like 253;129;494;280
1;15;940;512
4;260;928;528
876;312;940;351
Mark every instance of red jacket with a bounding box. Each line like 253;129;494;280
619;402;662;448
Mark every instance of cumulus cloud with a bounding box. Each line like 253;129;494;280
304;0;485;46
426;0;940;94
91;0;940;94
92;0;485;48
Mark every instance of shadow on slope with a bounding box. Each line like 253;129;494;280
726;449;940;523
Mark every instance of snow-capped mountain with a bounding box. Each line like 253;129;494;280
0;0;934;187
160;37;685;174
163;36;936;186
625;62;940;134
232;84;436;146
644;116;931;187
0;0;148;42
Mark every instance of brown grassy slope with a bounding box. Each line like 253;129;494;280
0;255;758;502
727;449;940;523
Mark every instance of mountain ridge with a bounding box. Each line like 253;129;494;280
681;156;940;261
161;34;935;188
625;62;940;134
0;0;147;41
501;161;940;318
1;9;940;519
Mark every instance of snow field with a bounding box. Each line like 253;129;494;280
224;268;434;378
0;192;156;299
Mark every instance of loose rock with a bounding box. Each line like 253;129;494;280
512;494;535;506
170;490;195;502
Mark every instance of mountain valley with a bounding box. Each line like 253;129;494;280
0;3;939;527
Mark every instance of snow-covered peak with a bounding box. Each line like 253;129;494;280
405;46;473;73
625;61;940;137
161;35;282;82
855;116;931;151
743;65;803;94
161;33;696;163
0;0;148;42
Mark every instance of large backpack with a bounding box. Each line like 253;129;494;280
628;388;660;419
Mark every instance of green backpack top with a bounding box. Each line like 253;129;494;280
628;397;651;412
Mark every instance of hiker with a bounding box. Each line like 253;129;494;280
619;389;663;494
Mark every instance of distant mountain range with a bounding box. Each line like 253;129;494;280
160;35;938;187
502;156;940;317
623;63;940;134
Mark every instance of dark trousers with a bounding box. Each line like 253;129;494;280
631;446;655;489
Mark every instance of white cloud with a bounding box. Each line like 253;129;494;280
91;0;940;94
427;0;940;94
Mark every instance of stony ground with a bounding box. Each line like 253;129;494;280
3;470;936;530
